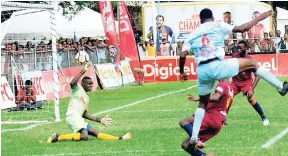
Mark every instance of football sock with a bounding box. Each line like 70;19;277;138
97;133;120;140
182;124;193;137
191;108;205;140
185;144;205;155
58;133;80;141
255;67;283;91
252;102;266;120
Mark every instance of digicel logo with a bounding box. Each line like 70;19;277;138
257;58;277;71
143;63;196;80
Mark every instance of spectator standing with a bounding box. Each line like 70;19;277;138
269;31;274;38
97;37;108;63
248;11;265;39
176;40;184;56
223;11;235;39
158;37;173;56
146;39;156;56
274;30;286;50
137;41;147;57
282;33;288;50
251;35;263;53
261;32;275;52
134;27;143;44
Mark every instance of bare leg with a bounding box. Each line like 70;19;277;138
237;58;287;95
87;127;99;137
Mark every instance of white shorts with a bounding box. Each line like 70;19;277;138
66;115;88;133
197;58;239;96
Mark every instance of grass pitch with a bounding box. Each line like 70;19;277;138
2;78;288;156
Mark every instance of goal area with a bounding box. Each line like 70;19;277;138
1;1;60;126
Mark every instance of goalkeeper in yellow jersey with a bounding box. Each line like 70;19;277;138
47;62;132;143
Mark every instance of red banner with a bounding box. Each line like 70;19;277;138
38;66;97;100
119;1;140;62
1;76;16;109
131;54;288;82
98;1;120;65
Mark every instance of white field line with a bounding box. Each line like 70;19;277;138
121;109;186;113
1;122;55;133
26;147;258;156
2;85;196;133
261;127;288;148
92;85;197;116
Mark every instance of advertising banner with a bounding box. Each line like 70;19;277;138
15;71;46;101
40;66;97;100
131;54;288;82
142;2;272;44
1;76;16;110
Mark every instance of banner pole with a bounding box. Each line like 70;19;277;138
276;44;279;77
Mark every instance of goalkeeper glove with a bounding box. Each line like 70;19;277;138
81;61;92;73
99;115;112;127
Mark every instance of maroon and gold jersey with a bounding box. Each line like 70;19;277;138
206;82;233;114
232;53;254;85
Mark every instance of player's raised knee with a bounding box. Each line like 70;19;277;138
251;59;259;69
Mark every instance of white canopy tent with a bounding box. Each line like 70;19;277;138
1;7;119;44
276;7;288;35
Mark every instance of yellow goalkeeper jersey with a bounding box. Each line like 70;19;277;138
66;84;89;117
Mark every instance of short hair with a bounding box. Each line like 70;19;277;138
25;80;32;86
82;76;92;83
264;32;268;35
238;40;248;48
200;8;213;22
224;11;231;15
253;11;260;15
156;15;164;21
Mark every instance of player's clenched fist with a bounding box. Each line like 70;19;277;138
258;9;274;21
100;115;113;127
180;73;188;81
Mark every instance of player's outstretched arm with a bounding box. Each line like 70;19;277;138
70;61;92;88
232;10;273;33
82;111;112;127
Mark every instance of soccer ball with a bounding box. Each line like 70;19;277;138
75;50;89;65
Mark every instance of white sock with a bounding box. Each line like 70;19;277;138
255;67;283;91
191;108;205;140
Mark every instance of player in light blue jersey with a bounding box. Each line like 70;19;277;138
178;8;288;150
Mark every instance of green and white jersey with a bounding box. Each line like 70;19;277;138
66;84;89;117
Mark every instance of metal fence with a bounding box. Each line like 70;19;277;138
1;47;114;93
223;37;288;55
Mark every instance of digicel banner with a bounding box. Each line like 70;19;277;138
130;54;288;82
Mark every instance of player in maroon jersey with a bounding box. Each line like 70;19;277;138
179;79;233;156
231;40;269;126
